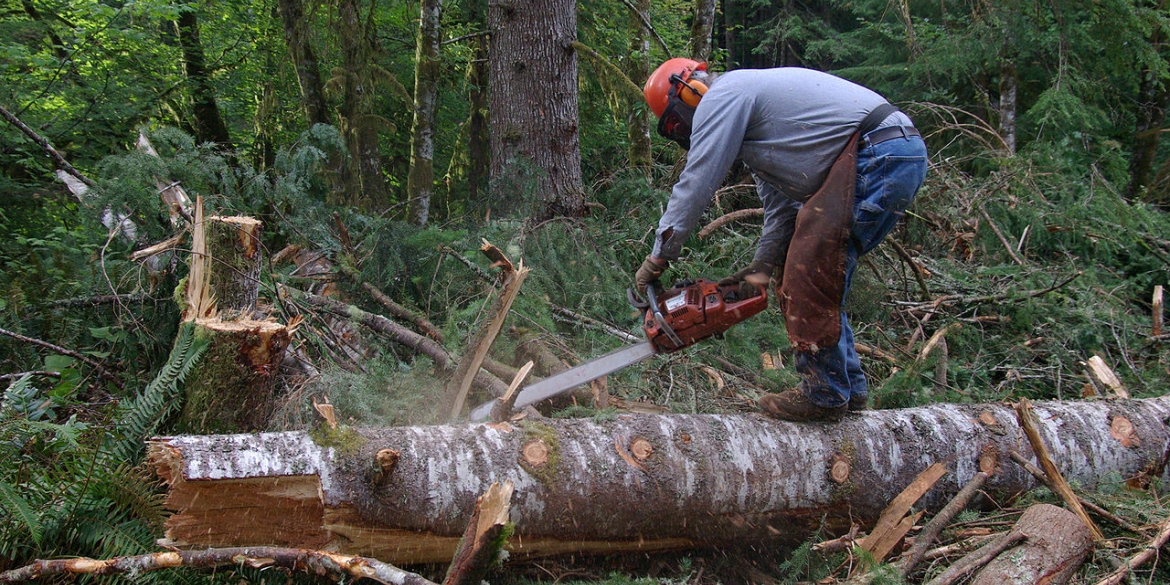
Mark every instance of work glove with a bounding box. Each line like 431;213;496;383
719;259;775;299
719;259;776;287
634;256;668;296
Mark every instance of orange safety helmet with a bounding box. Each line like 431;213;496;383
644;58;708;118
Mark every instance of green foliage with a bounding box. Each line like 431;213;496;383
0;324;208;574
111;321;209;461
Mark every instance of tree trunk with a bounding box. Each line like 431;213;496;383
468;33;489;204
176;7;232;150
149;397;1170;565
626;0;652;175
407;0;442;226
488;0;584;221
203;216;263;318
276;0;330;126
968;504;1093;585
336;0;388;208
689;0;717;62
999;59;1017;155
1128;71;1168;203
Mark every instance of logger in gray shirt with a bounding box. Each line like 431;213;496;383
635;58;928;422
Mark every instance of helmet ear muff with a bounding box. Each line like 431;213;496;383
678;79;708;108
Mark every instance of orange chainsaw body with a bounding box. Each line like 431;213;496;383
643;278;768;353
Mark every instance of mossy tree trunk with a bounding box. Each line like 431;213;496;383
406;0;442;226
150;397;1170;565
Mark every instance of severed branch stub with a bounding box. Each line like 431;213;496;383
373;448;401;485
491;361;535;422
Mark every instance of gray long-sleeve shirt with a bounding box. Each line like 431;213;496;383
651;67;910;264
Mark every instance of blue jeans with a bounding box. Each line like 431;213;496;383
797;131;928;408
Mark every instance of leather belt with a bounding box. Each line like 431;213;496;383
863;125;921;147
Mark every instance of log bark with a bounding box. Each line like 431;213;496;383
149;397;1170;565
969;504;1093;585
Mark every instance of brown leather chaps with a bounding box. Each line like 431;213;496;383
778;133;859;353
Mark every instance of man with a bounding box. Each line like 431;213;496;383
634;58;928;422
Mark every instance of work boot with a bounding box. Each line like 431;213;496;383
758;389;847;422
848;394;870;412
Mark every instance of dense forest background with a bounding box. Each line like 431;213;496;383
2;0;1170;581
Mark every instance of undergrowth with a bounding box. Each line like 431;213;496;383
1;122;1168;584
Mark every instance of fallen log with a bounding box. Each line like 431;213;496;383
149;397;1170;565
968;503;1093;585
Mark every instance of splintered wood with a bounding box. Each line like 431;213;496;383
857;462;948;572
1154;285;1164;337
446;240;530;420
1084;355;1129;399
1014;399;1105;540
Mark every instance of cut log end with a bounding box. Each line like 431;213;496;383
630;437;653;460
522;440;549;466
830;456;851;484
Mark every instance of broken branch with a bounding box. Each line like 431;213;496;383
446;243;530;419
0;547;437;585
897;471;989;577
922;531;1027;585
1006;450;1146;535
1014;399;1105;540
0;326;123;390
1093;512;1170;585
697;207;764;239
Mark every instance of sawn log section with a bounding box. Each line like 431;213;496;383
148;397;1170;564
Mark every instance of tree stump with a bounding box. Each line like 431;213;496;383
969;503;1093;585
175;319;290;433
176;205;289;433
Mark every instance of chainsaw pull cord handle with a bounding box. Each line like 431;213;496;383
646;284;685;348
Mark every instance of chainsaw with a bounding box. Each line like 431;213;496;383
468;278;768;422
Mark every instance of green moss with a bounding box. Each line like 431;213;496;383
173;276;189;312
492;522;517;566
517;421;561;486
830;439;859;502
309;424;367;456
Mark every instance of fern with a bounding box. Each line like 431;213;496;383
110;321;209;462
0;481;42;546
